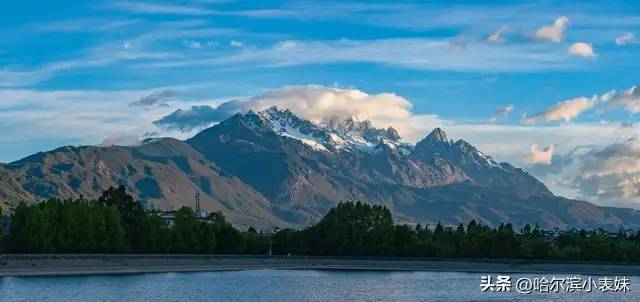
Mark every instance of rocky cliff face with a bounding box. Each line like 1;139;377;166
2;107;639;230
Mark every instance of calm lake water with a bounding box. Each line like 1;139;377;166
1;270;638;302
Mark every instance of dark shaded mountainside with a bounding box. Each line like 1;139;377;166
1;107;639;230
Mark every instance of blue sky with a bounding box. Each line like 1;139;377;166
1;0;640;206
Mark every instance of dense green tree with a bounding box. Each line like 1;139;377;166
6;193;640;260
102;205;127;252
9;202;55;252
210;213;246;253
393;224;416;256
172;207;201;253
243;231;267;254
7;199;127;253
98;185;142;223
272;201;640;261
298;201;395;256
199;223;217;253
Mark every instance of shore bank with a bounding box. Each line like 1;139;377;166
2;255;640;277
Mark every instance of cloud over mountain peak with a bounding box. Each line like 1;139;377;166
154;85;426;140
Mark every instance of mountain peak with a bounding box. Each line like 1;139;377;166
427;127;448;142
256;106;329;142
385;127;401;141
415;128;451;152
321;115;401;143
262;105;292;114
231;109;405;153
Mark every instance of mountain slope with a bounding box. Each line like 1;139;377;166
0;138;286;228
2;107;640;230
411;128;552;198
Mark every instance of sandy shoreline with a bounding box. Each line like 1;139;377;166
2;255;640;277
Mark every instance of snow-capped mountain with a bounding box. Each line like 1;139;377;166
2;106;640;230
256;107;336;152
254;106;409;153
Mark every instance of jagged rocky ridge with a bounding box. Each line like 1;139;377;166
1;107;640;230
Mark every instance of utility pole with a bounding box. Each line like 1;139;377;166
267;227;279;256
195;192;201;217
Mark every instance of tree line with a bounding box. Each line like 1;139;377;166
1;186;266;254
273;201;640;261
3;189;640;261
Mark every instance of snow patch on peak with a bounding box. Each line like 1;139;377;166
251;107;405;154
258;106;330;151
322;115;401;143
477;150;501;168
277;125;329;151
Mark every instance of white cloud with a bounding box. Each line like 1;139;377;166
108;2;214;15
36;19;139;33
250;85;412;122
487;25;508;43
568;42;596;58
557;139;640;206
144;38;576;73
454;123;635;165
523;96;595;124
129;90;181;108
0;88;185;160
616;32;635;46
182;40;203;49
521;85;640;125
523;144;554;164
535;16;569;42
98;134;142;147
101;1;640;35
600;86;640;113
155;85;422;137
582;140;640;178
489;104;514;123
230;40;244;48
0;22;237;87
0;46;180;87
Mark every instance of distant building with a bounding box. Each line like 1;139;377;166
159;211;177;227
196;209;207;219
156;208;209;227
540;227;563;241
153;193;209;227
535;226;638;242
